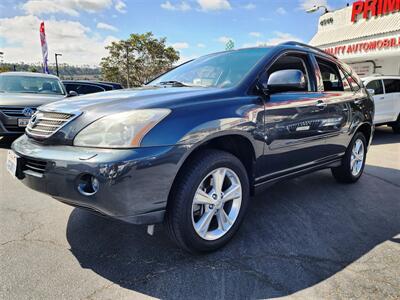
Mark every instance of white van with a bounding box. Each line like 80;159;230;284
362;76;400;133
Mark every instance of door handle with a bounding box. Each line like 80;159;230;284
316;101;327;109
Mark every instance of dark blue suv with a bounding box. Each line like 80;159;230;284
9;42;374;253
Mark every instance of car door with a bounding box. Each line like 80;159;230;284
310;57;353;158
382;79;400;122
366;79;388;124
260;52;337;177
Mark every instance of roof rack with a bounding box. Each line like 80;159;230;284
279;41;337;59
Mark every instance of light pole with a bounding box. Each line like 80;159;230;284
55;53;62;77
306;5;329;14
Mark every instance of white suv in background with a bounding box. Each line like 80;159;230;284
362;76;400;133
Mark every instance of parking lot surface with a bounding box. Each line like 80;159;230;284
0;127;399;300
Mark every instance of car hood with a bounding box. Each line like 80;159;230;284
40;86;230;115
0;93;66;107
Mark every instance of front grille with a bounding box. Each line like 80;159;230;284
26;111;75;138
4;125;26;133
23;158;47;174
0;107;36;117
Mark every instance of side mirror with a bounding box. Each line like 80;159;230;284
367;89;375;96
67;91;78;97
266;69;306;94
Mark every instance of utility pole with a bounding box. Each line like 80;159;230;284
55;53;62;77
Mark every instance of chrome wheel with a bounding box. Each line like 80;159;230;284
191;167;242;241
350;139;364;176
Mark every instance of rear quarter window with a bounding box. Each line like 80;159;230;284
383;79;400;94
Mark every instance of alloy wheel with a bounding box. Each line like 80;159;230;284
350;138;364;176
191;167;242;241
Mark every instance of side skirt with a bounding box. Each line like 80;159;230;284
253;158;342;195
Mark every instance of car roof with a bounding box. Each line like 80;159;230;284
200;42;337;63
362;75;400;81
0;71;60;79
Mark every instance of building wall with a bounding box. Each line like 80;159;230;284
310;4;400;76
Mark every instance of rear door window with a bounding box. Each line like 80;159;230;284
383;79;400;94
366;80;384;95
316;58;344;92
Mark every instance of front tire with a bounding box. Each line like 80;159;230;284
165;150;250;253
331;132;367;183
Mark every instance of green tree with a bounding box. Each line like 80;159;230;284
100;32;180;88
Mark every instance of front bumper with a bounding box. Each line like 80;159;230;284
12;135;186;224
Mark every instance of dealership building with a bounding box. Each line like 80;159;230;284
310;1;400;77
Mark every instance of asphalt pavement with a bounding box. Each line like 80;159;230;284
0;127;399;299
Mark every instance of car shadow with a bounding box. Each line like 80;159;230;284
0;136;19;149
66;166;400;299
372;126;399;145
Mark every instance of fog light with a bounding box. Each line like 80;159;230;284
77;174;99;196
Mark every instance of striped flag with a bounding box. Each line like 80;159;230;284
40;21;49;74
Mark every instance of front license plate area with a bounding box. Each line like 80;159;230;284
18;118;30;127
6;150;20;178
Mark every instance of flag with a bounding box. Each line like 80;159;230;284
40;21;49;74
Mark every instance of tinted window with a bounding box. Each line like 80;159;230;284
78;84;105;94
150;48;271;88
316;58;344;92
64;83;104;95
341;63;362;88
366;80;384;95
384;79;400;94
266;54;311;92
0;75;65;95
338;69;352;92
64;83;79;93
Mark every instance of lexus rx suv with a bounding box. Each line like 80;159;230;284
0;72;67;136
8;42;374;253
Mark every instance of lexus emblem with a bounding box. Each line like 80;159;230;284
22;107;35;117
29;114;38;127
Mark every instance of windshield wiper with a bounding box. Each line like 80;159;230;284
156;80;207;88
157;80;190;87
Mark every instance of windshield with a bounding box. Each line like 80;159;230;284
0;75;65;95
149;48;271;88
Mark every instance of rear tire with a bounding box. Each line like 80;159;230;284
165;149;250;253
331;132;367;183
390;115;400;134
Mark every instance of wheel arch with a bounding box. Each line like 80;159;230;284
168;133;258;203
354;122;373;149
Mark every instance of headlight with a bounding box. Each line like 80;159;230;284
73;109;170;148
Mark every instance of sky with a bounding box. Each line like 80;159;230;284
0;0;351;66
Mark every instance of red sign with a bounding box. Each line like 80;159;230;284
351;0;400;22
324;36;400;55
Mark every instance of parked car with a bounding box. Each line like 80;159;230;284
62;80;123;95
362;75;400;133
8;42;374;253
0;72;69;136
